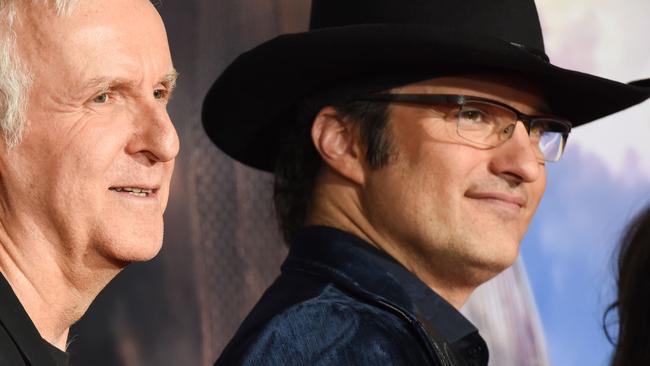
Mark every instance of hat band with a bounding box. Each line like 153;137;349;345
509;42;549;63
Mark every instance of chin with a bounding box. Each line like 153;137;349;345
459;238;521;285
120;244;162;262
477;245;520;278
95;224;165;264
115;235;164;263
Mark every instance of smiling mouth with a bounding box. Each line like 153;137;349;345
465;192;526;208
109;187;155;197
464;191;528;218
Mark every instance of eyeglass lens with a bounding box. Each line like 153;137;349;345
455;101;568;162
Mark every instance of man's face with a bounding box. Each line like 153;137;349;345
361;75;547;286
2;0;179;265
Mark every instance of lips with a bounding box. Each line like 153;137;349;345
464;191;527;208
109;186;158;197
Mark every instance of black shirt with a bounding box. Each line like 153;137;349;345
0;273;69;366
46;341;70;366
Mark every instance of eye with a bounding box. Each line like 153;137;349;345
456;102;505;131
500;123;516;139
153;89;168;100
92;93;109;104
459;111;483;123
529;121;552;141
459;109;485;124
529;125;544;139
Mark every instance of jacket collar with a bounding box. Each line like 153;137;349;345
282;225;481;345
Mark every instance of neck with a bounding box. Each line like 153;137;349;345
306;170;477;309
0;219;122;351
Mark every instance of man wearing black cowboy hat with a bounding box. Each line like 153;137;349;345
202;0;649;364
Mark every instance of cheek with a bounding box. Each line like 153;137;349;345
382;148;465;233
537;168;548;198
67;118;131;172
159;160;176;211
408;143;479;196
46;136;128;213
526;168;547;218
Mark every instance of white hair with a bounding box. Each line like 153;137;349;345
0;0;79;147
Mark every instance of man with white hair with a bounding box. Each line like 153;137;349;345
0;0;179;364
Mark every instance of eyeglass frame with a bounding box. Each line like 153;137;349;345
350;93;572;162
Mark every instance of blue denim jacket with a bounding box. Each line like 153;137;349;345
215;226;488;365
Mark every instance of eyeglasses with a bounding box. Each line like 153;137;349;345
353;94;572;162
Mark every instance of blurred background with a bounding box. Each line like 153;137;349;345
68;1;650;365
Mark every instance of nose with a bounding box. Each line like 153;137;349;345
488;121;543;184
127;102;180;164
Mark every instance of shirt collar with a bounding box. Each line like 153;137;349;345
287;225;482;346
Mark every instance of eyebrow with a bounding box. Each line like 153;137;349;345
161;69;179;91
80;68;180;93
80;76;136;92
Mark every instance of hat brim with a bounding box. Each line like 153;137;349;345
203;24;650;172
630;78;650;88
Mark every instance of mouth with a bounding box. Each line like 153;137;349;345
465;191;526;211
109;186;157;198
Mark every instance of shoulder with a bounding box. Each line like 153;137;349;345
217;285;430;366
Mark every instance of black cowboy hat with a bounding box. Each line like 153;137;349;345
202;0;650;172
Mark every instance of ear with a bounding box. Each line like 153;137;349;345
311;106;366;185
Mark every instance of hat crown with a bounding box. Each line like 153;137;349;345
310;0;546;54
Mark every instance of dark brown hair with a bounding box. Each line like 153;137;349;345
604;205;650;365
273;97;392;244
